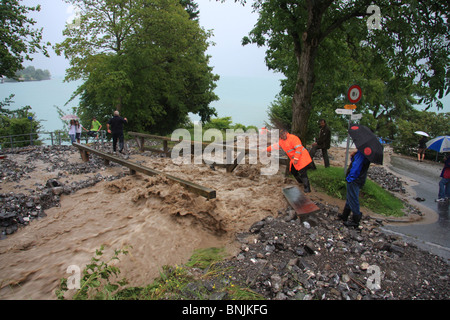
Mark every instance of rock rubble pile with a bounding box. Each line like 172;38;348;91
219;204;449;300
368;166;406;193
0;145;126;239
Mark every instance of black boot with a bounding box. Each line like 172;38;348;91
302;177;311;193
344;214;361;228
338;207;351;221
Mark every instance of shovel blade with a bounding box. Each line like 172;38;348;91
282;185;320;217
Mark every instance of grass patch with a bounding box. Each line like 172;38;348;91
308;165;405;217
60;246;263;300
116;247;263;300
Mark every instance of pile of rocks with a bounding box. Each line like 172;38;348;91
0;144;127;239
219;203;449;300
0;155;36;183
0;174;125;239
368;166;405;193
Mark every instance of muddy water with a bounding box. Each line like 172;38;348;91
0;155;286;299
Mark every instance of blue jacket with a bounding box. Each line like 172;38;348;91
346;151;371;186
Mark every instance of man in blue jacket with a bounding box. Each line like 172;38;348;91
338;150;371;228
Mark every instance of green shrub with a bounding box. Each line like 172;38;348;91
308;165;404;217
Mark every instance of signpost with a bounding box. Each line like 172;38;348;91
339;85;363;173
335;108;353;115
347;85;362;104
351;113;362;120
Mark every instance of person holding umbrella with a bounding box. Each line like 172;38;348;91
68;119;77;144
415;131;429;162
338;124;383;228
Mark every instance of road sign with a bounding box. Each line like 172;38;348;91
335;108;353;115
351;113;363;120
347;85;362;103
344;104;357;110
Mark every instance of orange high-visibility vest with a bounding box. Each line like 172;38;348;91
259;127;268;135
267;133;312;171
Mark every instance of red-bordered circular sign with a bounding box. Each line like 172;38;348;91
347;85;362;103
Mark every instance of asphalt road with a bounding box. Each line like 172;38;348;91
382;155;450;262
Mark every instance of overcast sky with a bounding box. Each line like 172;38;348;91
21;0;449;113
22;0;280;79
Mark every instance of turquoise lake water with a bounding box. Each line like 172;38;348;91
0;76;282;133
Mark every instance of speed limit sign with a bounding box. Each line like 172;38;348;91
347;85;362;104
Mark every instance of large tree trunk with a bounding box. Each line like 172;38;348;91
290;1;324;142
291;38;319;141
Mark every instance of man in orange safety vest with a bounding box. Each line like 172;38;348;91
267;128;312;193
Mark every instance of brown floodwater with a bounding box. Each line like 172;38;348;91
0;154;286;299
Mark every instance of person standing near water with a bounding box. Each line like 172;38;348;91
75;120;82;143
85;116;102;141
68;120;76;144
107;111;128;154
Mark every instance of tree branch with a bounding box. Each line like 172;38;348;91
319;0;373;43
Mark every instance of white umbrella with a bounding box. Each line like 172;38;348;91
426;136;450;153
414;131;429;137
61;114;79;120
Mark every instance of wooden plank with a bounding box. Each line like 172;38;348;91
128;131;282;173
282;185;320;217
73;143;216;199
226;150;247;173
128;131;254;153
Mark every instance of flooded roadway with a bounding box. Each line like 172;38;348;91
383;155;450;263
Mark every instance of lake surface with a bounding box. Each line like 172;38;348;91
0;75;282;134
0;77;82;133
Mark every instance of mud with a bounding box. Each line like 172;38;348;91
0;146;286;299
0;143;438;300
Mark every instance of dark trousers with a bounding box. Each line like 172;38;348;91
87;131;98;138
345;181;362;216
309;145;330;168
112;132;124;152
290;164;310;192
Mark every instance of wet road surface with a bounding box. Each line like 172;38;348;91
383;156;450;262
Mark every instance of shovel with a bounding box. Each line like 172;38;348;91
282;185;320;217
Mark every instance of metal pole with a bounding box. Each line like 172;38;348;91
29;117;33;146
343;116;352;175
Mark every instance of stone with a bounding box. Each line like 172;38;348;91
250;221;265;233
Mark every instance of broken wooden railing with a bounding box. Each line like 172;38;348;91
72;143;216;199
128;131;262;173
128;132;291;175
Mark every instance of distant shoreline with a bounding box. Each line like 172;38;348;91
1;78;52;83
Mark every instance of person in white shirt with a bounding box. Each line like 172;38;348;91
68;120;77;144
75;120;82;143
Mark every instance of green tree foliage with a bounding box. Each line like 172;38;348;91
0;95;41;148
394;111;450;156
56;0;219;135
241;0;449;142
0;1;48;145
0;0;50;79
